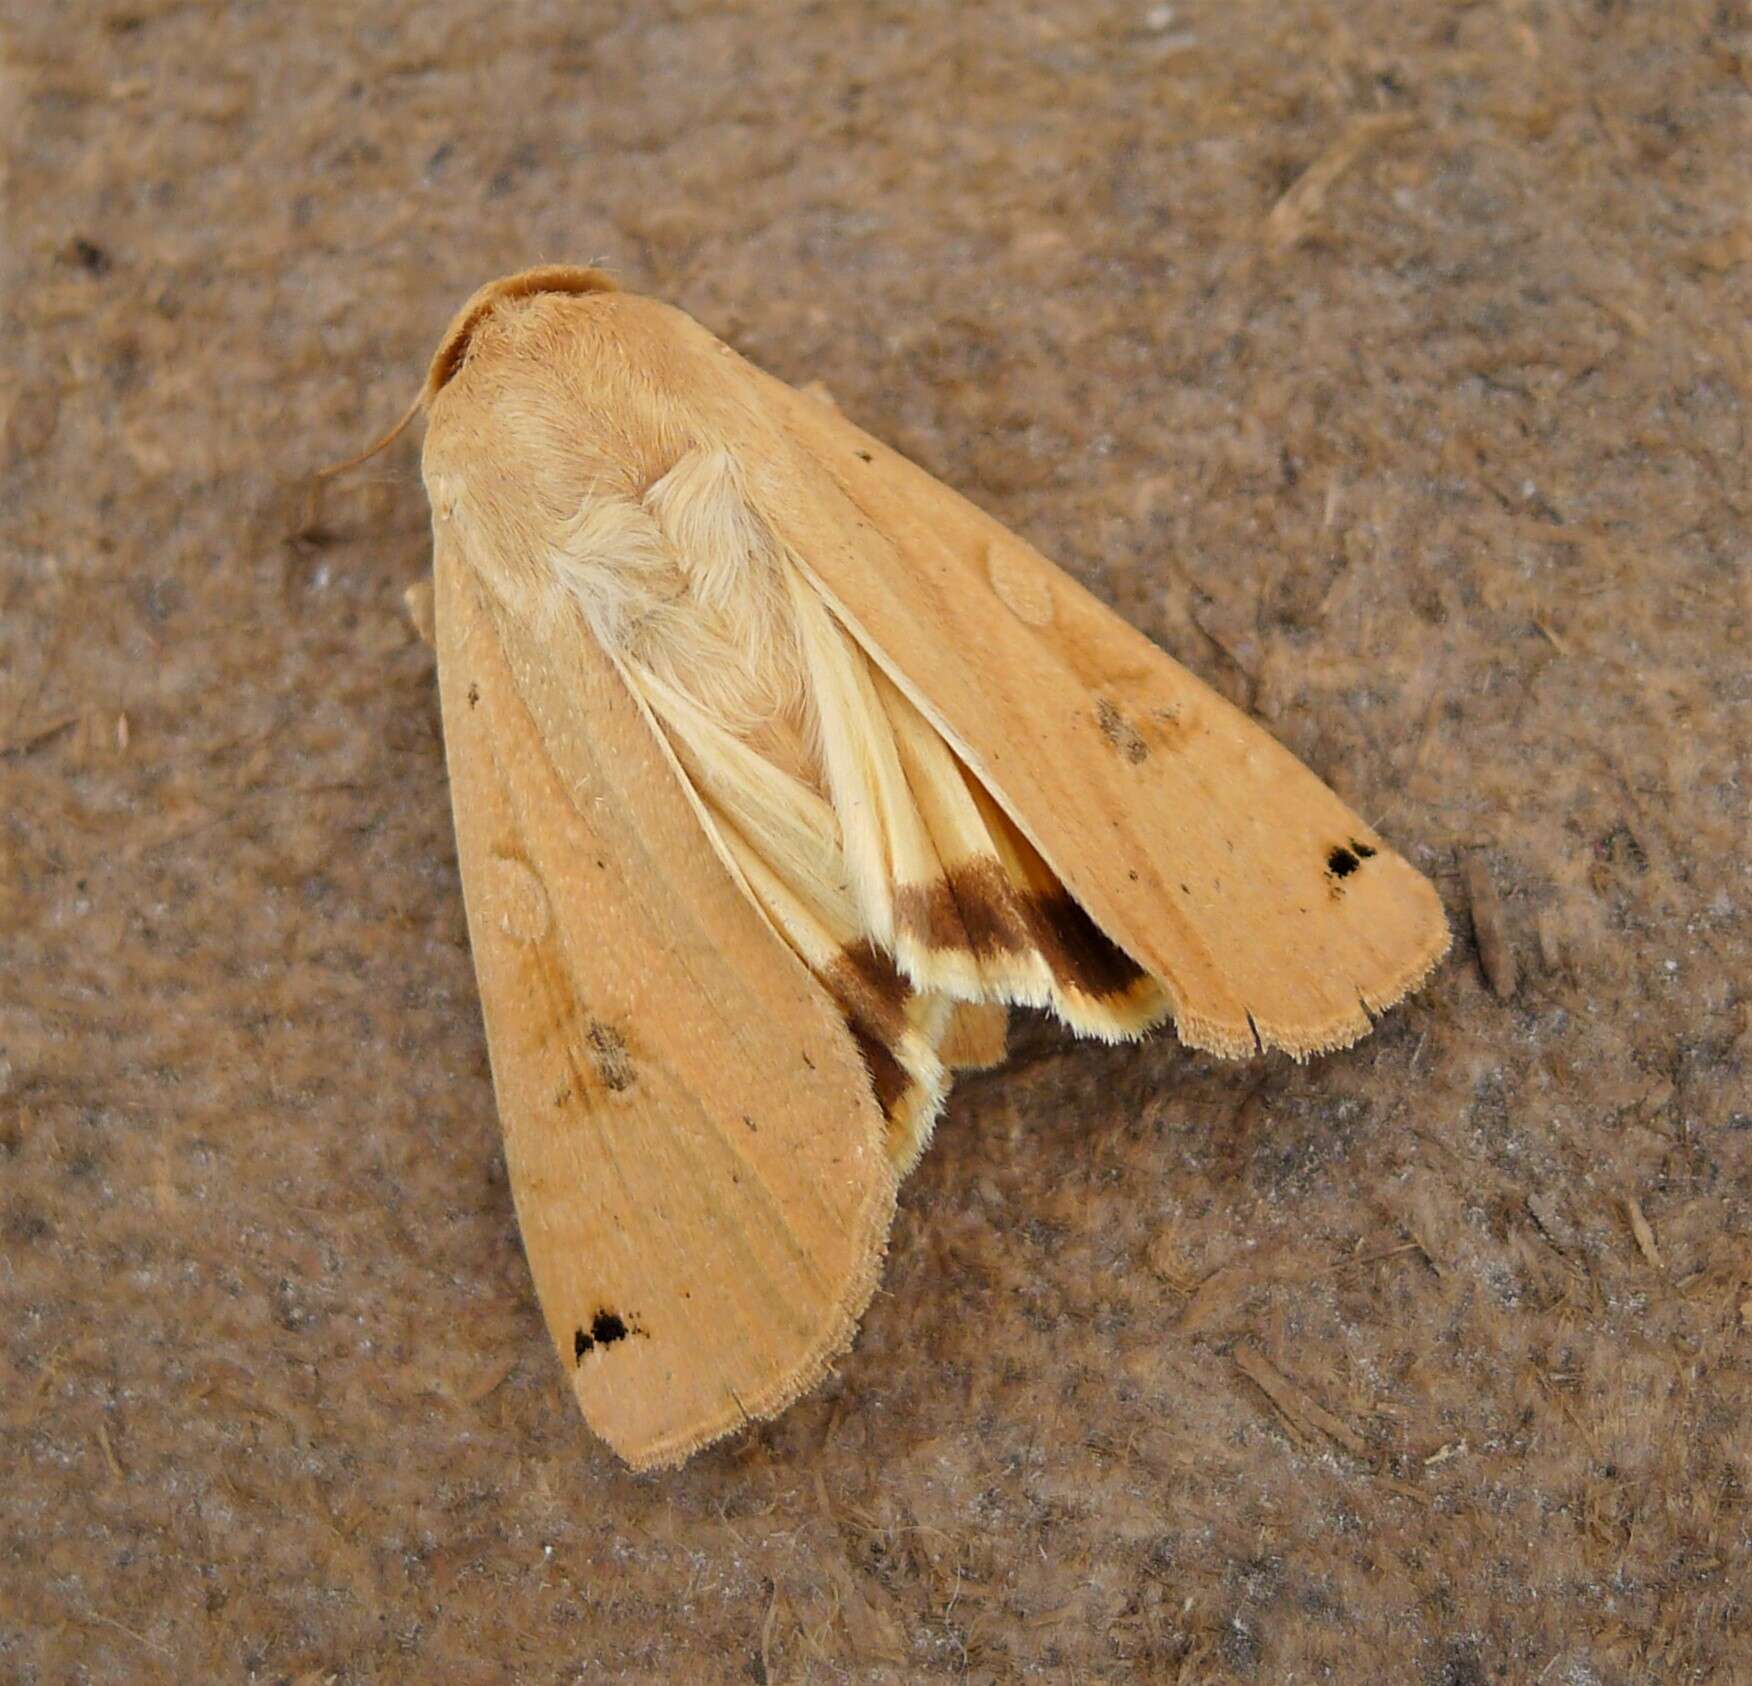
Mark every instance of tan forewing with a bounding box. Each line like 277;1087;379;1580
432;532;895;1469
745;374;1449;1059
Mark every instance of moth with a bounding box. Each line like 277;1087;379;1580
373;266;1448;1470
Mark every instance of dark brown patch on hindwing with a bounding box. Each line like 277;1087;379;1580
896;859;1043;963
1024;892;1151;1000
848;1024;913;1119
894;878;972;956
823;944;927;1125
823;941;911;1048
944;859;1038;958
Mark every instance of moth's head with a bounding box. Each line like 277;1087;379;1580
423;266;619;404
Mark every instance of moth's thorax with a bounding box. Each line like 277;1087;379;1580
423;288;819;780
557;443;814;756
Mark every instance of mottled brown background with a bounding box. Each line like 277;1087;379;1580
3;1;1749;1681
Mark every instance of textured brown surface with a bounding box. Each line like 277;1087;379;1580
3;2;1748;1681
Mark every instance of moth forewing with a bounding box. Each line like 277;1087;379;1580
404;267;1447;1468
428;509;895;1470
749;369;1451;1058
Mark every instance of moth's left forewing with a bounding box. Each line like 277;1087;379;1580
428;486;895;1470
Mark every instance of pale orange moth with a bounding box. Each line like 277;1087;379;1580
361;266;1448;1470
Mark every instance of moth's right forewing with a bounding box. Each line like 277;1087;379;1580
748;370;1449;1060
432;533;896;1470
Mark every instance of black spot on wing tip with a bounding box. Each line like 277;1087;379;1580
574;1309;636;1363
1327;846;1361;879
1328;839;1379;881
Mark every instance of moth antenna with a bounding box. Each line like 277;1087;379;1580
304;388;426;542
316;386;425;480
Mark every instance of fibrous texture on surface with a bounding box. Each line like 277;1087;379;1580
2;1;1747;1678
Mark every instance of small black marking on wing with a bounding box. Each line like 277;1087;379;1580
1327;846;1361;879
466;683;481;707
574;1309;636;1363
